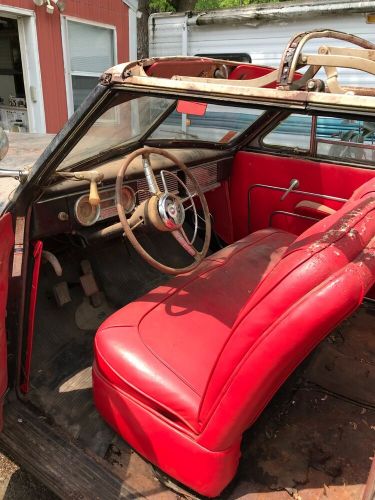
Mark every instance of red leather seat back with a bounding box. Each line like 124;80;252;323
350;177;375;201
198;195;375;450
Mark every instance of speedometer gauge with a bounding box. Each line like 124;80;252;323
122;185;136;214
74;195;101;226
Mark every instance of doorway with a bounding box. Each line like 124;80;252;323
0;6;45;133
0;16;28;132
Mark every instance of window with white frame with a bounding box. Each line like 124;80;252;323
62;18;116;115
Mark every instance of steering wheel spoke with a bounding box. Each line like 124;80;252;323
172;229;197;257
142;153;159;195
160;170;170;194
181;193;197;203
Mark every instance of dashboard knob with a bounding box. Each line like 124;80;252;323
58;211;69;221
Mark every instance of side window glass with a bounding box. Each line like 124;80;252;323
263;114;312;151
316;116;375;164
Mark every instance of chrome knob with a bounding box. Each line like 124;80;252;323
281;178;299;201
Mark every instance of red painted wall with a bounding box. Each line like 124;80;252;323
2;1;129;133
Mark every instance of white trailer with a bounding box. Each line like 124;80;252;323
149;0;375;87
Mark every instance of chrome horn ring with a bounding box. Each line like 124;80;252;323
158;193;185;230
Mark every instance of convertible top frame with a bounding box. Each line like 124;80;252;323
277;29;375;95
101;29;375;104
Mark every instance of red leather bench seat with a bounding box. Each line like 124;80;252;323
93;179;375;497
94;229;294;433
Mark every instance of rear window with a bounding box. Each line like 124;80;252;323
262;114;312;152
316;116;375;164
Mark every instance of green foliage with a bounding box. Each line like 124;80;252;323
195;0;279;8
150;0;281;12
149;0;175;11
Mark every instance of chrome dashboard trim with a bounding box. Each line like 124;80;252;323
74;195;101;227
38;156;232;205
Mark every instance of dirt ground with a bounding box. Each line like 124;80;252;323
0;448;56;500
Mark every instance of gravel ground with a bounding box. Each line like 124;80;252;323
0;448;57;500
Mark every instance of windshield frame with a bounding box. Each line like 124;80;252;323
57;87;272;171
57;93;179;172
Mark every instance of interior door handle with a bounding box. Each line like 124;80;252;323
294;200;336;218
281;178;299;201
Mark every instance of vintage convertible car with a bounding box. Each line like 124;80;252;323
0;29;374;499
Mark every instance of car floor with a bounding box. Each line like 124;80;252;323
25;233;375;499
27;232;184;454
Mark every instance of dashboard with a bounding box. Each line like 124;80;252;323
31;151;233;241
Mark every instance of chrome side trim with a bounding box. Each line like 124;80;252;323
36;182;131;204
269;210;319;227
249;183;348;202
248;182;347;231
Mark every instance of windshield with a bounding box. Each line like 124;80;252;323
59;93;264;170
59;95;175;169
149;104;263;143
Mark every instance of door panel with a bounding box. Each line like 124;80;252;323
230;151;375;240
205;181;234;243
0;213;14;430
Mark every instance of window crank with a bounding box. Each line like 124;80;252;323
281;178;299;201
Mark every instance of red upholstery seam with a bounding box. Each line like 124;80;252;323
285;197;375;257
93;346;201;432
93;361;201;437
232;201;375;328
203;295;362;449
199;265;368;430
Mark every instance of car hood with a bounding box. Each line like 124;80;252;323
0;132;54;212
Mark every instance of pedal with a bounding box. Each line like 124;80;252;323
80;260;102;307
53;281;71;307
80;259;92;275
80;273;99;297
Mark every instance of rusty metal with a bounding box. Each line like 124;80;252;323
117;73;375;115
122;73;308;107
277;29;375;88
187;0;375;26
100;73;112;85
119;55;241;81
97;30;375;116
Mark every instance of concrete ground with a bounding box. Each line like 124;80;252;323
0;448;57;500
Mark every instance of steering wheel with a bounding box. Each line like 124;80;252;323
116;147;211;275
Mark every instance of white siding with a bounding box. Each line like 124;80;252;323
149;13;375;87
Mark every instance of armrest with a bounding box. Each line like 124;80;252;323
294;200;336;219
